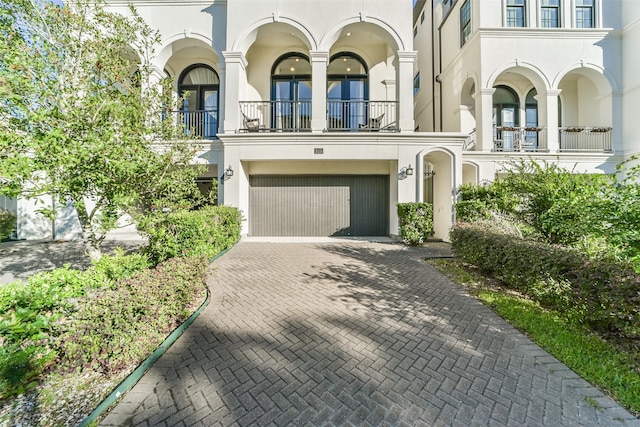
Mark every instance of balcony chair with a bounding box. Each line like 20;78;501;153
242;112;264;132
358;113;384;132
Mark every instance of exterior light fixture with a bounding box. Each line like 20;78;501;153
399;164;414;179
224;165;234;179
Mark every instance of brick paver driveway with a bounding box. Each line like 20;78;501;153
102;241;639;426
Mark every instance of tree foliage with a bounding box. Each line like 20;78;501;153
0;0;204;259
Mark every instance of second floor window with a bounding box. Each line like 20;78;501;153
506;0;526;27
576;0;595;28
460;0;471;46
541;0;560;28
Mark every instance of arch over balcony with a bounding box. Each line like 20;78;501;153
320;18;404;53
488;65;549;152
157;34;220;78
232;19;317;56
555;65;614;152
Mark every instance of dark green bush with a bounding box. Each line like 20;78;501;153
56;255;209;373
138;205;242;262
451;222;640;341
397;202;433;245
0;209;16;240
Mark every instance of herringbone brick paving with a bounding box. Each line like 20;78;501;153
101;241;640;426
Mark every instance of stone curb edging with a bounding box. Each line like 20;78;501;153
78;246;234;427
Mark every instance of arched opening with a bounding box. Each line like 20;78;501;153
327;52;369;131
271;53;312;131
557;68;613;151
492;85;520;150
178;64;220;138
524;88;540;150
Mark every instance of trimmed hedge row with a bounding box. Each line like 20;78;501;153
56;255;209;373
138;205;242;262
450;222;640;342
397;202;434;245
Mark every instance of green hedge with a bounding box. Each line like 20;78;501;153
56;255;208;373
138;205;242;262
450;222;640;342
397;202;433;245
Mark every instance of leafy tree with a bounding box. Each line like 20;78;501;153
0;0;204;260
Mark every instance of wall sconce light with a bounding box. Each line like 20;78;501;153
400;164;414;175
424;170;436;178
399;164;414;180
224;165;234;180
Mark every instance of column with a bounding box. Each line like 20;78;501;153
221;51;247;133
476;88;495;152
544;89;561;152
310;51;329;132
397;51;417;132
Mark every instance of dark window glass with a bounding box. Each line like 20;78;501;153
460;0;471;46
576;0;595;28
541;0;560;28
506;0;526;27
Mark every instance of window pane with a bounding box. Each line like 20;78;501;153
576;8;593;28
541;8;559;27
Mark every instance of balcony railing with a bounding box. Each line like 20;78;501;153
239;101;312;132
327;100;398;132
493;126;547;152
166;110;218;139
559;127;612;152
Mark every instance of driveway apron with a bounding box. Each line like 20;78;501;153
101;241;639;426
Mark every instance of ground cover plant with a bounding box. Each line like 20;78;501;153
0;206;241;425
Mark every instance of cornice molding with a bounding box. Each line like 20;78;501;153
477;27;613;40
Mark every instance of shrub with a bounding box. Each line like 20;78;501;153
450;222;640;341
56;255;209;373
138;206;242;262
0;250;152;398
91;247;151;283
397;202;433;245
0;209;16;241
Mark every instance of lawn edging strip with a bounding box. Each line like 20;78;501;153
78;246;234;427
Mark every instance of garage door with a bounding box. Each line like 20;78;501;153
250;175;389;236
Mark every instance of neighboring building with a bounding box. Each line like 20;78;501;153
414;0;640;184
9;0;640;241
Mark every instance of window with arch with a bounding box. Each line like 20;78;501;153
493;85;520;150
178;64;219;138
271;53;312;131
327;52;368;130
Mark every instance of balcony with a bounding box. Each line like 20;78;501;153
238;100;399;133
493;127;547;152
327;100;398;132
166;110;218;139
559;127;612;152
239;101;312;132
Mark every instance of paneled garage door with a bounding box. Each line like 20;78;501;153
249;175;389;236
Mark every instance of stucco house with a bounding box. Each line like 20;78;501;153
5;0;640;242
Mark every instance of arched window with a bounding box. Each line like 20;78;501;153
178;64;219;138
327;52;368;130
493;85;519;150
271;53;311;131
